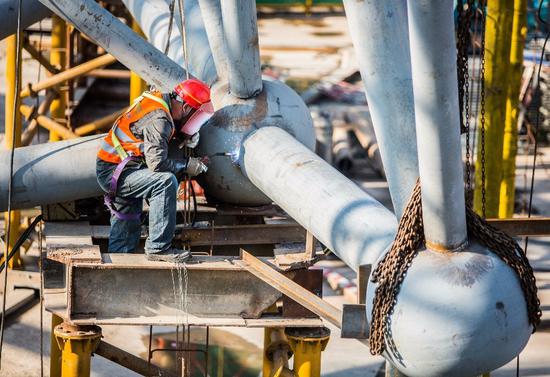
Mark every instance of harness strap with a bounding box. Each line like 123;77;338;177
104;155;141;221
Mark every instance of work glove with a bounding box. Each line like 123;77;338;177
183;133;200;149
185;157;208;177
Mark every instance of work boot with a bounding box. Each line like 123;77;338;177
146;247;192;263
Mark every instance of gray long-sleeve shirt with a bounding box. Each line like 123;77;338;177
129;108;183;173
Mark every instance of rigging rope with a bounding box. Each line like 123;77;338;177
368;180;542;356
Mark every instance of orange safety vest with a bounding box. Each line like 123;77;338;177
97;91;172;164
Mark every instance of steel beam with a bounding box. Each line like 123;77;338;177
67;255;284;321
37;0;189;92
408;0;467;250
342;0;418;218
240;250;342;328
220;0;263;98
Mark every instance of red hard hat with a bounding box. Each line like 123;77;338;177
173;79;211;109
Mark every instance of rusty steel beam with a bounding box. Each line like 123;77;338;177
240;250;343;328
91;223;306;246
487;217;550;237
95;340;176;377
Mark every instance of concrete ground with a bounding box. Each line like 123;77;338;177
1;11;550;377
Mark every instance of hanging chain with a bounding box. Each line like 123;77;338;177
368;180;541;356
479;0;487;218
457;0;475;205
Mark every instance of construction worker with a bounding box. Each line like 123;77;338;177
96;79;214;262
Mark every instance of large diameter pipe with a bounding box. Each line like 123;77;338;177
241;127;397;269
407;0;467;249
221;0;263;98
0;135;103;212
37;0;187;92
122;0;217;86
0;0;50;41
197;0;229;81
342;0;418;219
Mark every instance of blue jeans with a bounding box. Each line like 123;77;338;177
96;159;178;253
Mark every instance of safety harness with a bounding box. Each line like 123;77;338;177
102;92;171;221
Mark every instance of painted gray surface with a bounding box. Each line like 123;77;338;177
197;0;229;81
220;0;262;98
366;241;531;377
0;135;103;212
342;0;419;219
241;126;397;269
0;0;50;41
408;0;467;248
38;0;187;92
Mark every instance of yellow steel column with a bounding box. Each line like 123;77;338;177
499;0;527;218
130;20;148;103
263;327;274;377
286;327;330;377
54;323;101;377
4;34;23;269
474;1;514;217
50;314;63;377
49;15;67;142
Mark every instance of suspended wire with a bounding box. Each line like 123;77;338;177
0;0;23;368
164;0;176;55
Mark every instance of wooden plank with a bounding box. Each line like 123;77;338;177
240;250;343;328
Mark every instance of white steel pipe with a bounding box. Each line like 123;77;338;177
408;0;467;250
122;0;217;85
241;127;397;269
342;0;418;218
0;135;103;212
197;0;229;81
0;0;50;41
220;0;263;98
38;0;187;92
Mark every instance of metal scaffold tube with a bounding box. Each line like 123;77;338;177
474;0;514;217
407;0;467;249
342;0;419;218
37;0;188;92
220;0;263;98
241;126;397;269
500;0;527;218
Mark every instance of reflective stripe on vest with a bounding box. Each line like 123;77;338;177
97;91;172;164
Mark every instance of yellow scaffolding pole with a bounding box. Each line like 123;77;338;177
286;328;329;377
50;314;63;377
49;15;67;142
54;322;101;377
474;0;514;217
130;20;148;103
4;34;23;269
499;0;527;218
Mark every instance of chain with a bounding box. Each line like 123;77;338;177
368;180;541;356
479;0;487;218
456;0;475;205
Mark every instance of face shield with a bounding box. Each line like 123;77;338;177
179;101;214;136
